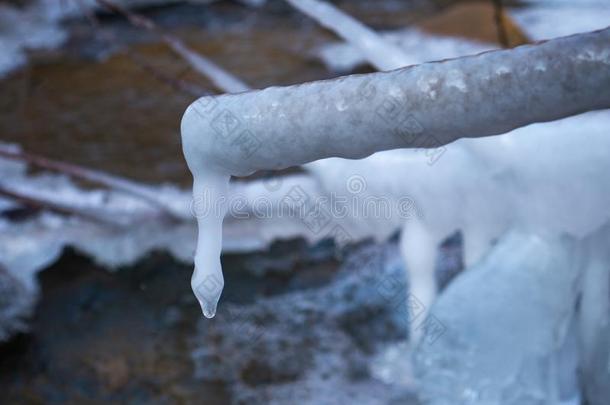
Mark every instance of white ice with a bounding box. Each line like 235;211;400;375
413;230;585;405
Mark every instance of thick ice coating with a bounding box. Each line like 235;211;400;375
181;28;610;317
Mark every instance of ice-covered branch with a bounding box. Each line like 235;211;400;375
183;27;610;177
181;27;609;318
285;0;412;71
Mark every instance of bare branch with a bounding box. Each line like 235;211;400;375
95;0;250;94
182;27;610;176
74;0;209;97
128;53;210;98
0;183;123;227
0;145;181;220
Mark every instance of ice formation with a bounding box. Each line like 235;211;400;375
413;230;585;404
410;222;610;405
302;1;610;345
305;5;610;401
181;27;610;317
189;170;230;318
0;144;315;311
578;224;610;404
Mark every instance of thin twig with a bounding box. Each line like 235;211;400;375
95;0;250;93
0;145;181;219
76;0;208;98
128;53;210;98
0;184;123;227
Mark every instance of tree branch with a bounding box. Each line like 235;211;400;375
0;184;123;227
75;0;208;98
0;145;182;220
95;0;250;94
128;53;210;98
182;27;610;176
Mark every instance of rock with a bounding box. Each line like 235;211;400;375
89;355;130;392
191;238;463;404
192;242;410;404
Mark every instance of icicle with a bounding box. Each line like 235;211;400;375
190;170;230;318
578;222;610;404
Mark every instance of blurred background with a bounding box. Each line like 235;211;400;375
0;0;608;404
